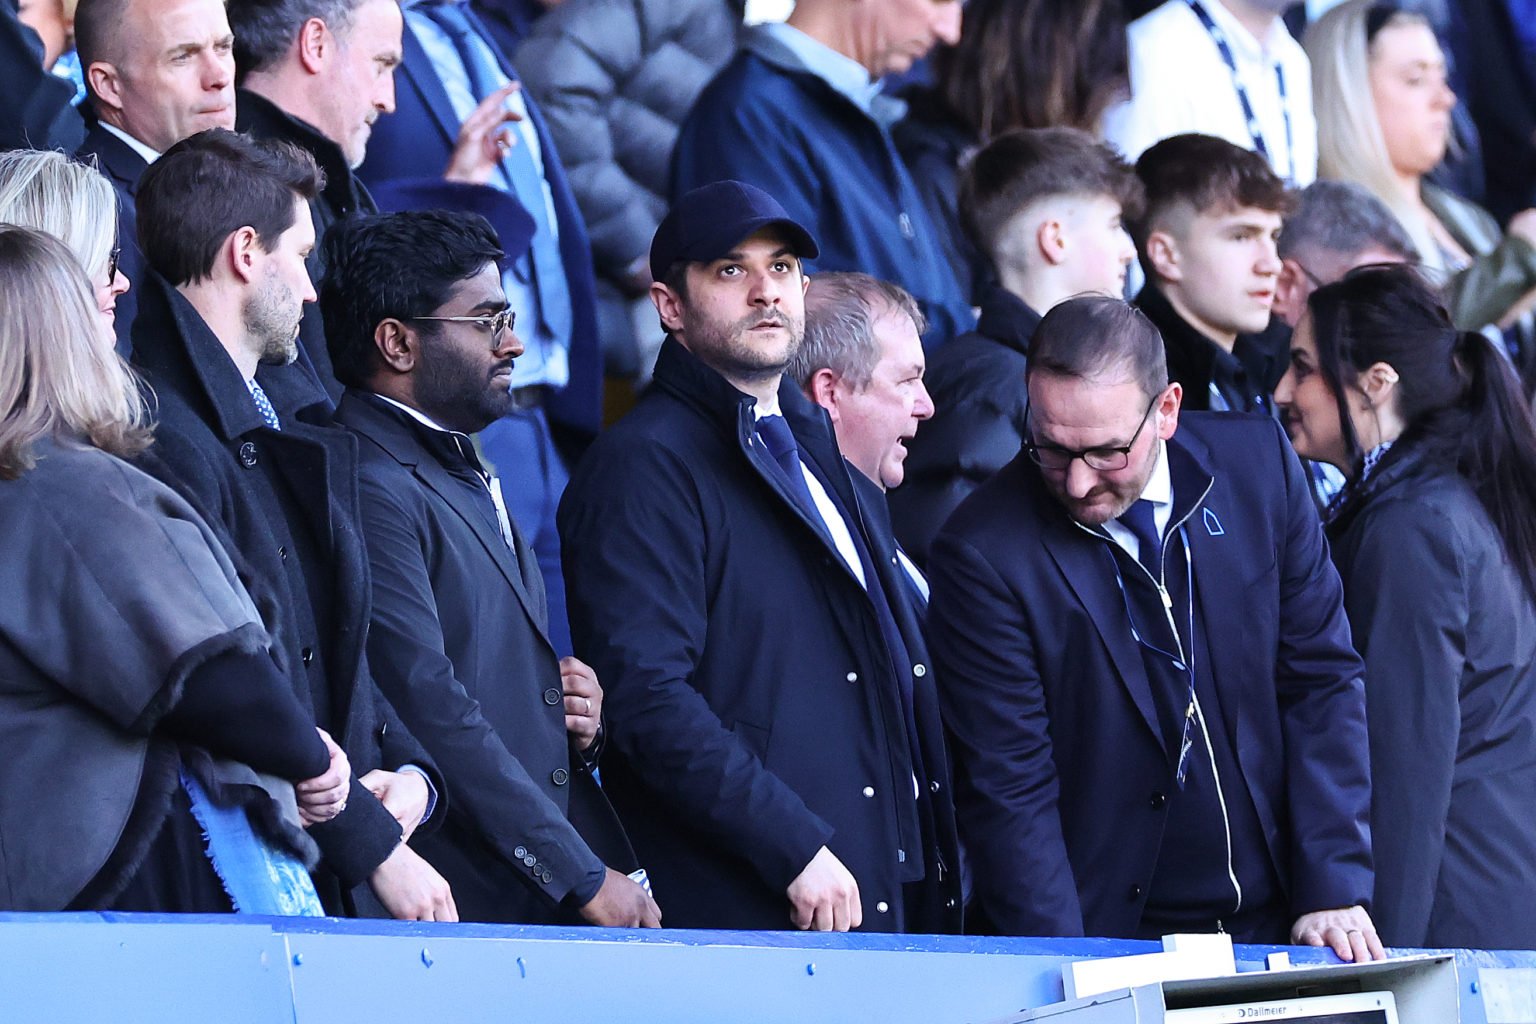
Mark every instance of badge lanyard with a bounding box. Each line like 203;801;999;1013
1187;0;1295;184
1106;526;1199;789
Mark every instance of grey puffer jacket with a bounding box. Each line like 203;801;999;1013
514;0;742;277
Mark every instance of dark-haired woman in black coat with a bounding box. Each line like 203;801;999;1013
1275;264;1536;950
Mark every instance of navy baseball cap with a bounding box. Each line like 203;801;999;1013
649;180;819;282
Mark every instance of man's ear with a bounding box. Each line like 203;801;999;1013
1144;230;1181;284
806;366;842;421
1037;218;1067;267
1274;260;1312;327
296;16;329;75
86;61;124;115
226;226;263;285
374;318;418;373
650;280;685;336
1155;382;1183;440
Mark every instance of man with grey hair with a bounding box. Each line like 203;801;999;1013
1272;180;1418;327
228;0;404;398
792;272;934;495
73;0;237;353
794;271;934;608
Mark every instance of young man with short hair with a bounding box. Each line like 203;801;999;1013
1132;132;1291;414
891;127;1141;564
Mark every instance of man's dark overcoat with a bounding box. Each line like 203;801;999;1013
558;338;961;933
131;274;438;912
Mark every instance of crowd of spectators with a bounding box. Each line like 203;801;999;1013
3;0;1536;961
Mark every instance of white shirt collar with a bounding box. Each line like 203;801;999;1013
98;121;162;165
1139;439;1173;508
372;392;455;434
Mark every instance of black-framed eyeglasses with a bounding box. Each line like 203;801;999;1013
408;306;516;349
106;245;121;284
1024;392;1160;472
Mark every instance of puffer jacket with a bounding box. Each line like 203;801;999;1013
514;0;743;277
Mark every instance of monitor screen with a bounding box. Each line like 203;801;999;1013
1166;990;1398;1023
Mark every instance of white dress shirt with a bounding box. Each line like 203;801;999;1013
753;404;866;587
1102;0;1316;186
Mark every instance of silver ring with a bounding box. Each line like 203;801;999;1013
583;697;592;715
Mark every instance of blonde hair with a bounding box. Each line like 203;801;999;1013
1304;0;1439;269
0;226;150;477
0;148;119;284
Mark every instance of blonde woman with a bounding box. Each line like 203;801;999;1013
0;225;347;914
0;148;129;337
1305;0;1536;366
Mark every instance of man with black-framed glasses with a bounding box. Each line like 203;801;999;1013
927;294;1385;961
323;207;661;927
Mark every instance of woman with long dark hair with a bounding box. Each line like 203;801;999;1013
1273;263;1536;950
0;225;347;913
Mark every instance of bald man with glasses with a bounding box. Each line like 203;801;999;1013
927;294;1383;960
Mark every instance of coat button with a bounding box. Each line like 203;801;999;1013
897;849;906;863
543;687;561;705
1150;791;1166;809
876;901;890;913
514;846;527;859
523;854;536;867
913;663;927;677
846;671;858;683
541;870;552;883
278;545;287;561
238;441;258;468
1128;884;1143;901
946;898;958;910
930;780;941;793
551;768;569;786
301;647;314;665
862;786;875;798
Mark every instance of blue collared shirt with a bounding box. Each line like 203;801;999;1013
402;0;569;390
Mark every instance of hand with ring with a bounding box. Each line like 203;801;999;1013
560;656;604;752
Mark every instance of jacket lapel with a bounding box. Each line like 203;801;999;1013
1039;512;1164;747
342;393;553;649
416;454;553;648
400;21;473;146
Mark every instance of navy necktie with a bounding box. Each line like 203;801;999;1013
1118;498;1164;579
755;414;819;519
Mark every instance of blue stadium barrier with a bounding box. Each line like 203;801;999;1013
1;913;1532;1022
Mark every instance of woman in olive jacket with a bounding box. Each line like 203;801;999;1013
1274;264;1536;950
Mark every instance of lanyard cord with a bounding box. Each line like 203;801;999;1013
1187;0;1295;183
1106;526;1200;787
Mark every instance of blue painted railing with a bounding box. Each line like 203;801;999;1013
0;914;1531;1023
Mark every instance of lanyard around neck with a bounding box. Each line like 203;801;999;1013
1187;0;1295;183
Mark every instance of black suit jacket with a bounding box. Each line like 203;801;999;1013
335;391;632;923
130;275;441;911
76;121;148;357
928;414;1372;938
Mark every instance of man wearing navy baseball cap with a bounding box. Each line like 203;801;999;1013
559;181;963;934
